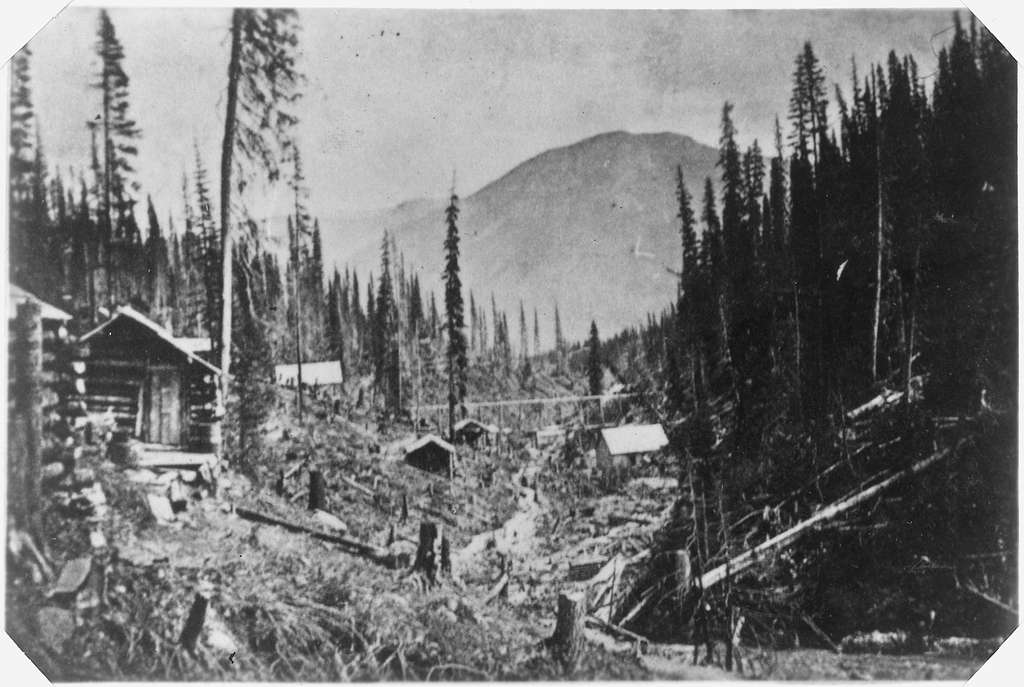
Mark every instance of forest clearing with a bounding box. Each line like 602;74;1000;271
5;6;1018;683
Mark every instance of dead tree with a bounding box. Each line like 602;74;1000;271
547;590;587;671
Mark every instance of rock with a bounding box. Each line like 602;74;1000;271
51;557;93;596
146;494;176;523
312;509;348;533
35;607;75;652
168;478;189;513
42;462;67;483
89;529;107;550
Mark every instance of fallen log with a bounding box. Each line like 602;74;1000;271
960;579;1019;616
585;615;649;653
700;442;961;591
235;506;388;563
341;474;375;497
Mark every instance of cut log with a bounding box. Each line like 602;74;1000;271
342;474;374;497
546;590;587;670
585;615;649;654
700;443;961;591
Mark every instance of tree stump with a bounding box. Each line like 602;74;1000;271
547;590;586;672
308;470;326;511
440;533;451;575
179;592;209;652
275;469;285;497
414;521;442;584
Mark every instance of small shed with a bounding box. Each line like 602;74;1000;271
534;424;565;448
452;418;498;447
275;360;344;390
596;424;669;471
76;306;222;448
404;434;456;476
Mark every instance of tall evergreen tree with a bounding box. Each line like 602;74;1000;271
586;320;602;396
443;183;468;438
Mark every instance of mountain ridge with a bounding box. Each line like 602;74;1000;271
319;130;719;349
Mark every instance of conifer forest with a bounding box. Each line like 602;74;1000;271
4;7;1018;682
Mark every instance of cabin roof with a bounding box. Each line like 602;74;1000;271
7;284;73;322
405;434;456;455
172;336;212;354
79;305;222;376
274;361;345;386
599;424;669;456
454;418;498;433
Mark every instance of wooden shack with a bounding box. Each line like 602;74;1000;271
75;306;222;449
404;435;456;476
452;418;497;447
596;424;669;471
7;284;73;412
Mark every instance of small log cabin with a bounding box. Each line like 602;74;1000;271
404;435;456;476
452;418;497;447
75;306;222;449
596;423;669;471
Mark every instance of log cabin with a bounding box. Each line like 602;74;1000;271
74;306;222;450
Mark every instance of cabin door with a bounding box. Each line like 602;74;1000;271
144;366;182;445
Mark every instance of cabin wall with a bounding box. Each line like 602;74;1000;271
73;318;217;446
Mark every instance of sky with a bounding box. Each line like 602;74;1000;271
24;6;963;226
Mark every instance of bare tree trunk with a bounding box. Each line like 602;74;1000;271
903;243;921;407
218;10;243;388
871;137;884;382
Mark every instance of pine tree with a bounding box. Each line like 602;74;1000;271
375;232;401;413
443;183;468;438
586;320;602;396
93;10;141;243
519;301;529;362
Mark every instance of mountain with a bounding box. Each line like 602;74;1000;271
319;130;719;349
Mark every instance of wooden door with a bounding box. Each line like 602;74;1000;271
145;367;181;445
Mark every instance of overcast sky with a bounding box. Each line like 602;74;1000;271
26;7;962;224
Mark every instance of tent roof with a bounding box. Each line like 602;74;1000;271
599;424;669;456
274;361;344;386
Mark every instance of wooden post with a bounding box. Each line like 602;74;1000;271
547;590;586;671
11;301;43;538
308;470;326;511
275;469;285;496
179;592;209;652
400;492;409;524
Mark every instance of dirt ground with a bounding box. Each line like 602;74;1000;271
4;389;999;681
